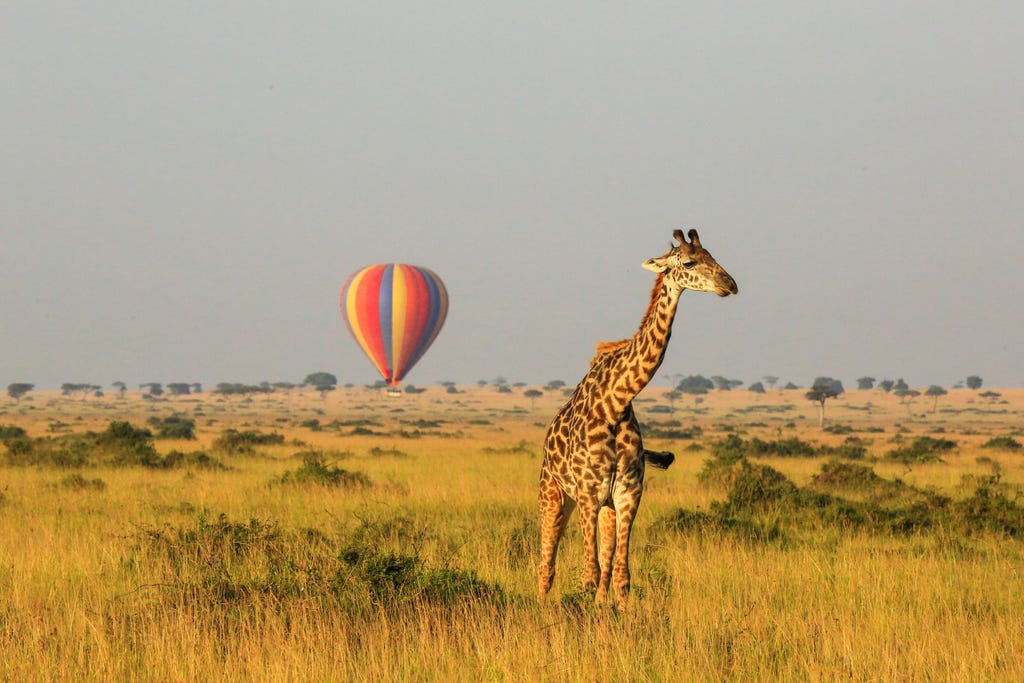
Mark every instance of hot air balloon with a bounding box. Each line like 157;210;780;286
340;264;449;387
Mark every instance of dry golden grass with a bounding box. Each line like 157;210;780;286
1;386;1023;681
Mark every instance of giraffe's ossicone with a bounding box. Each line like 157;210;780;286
537;229;737;606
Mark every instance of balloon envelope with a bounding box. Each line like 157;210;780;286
340;264;449;387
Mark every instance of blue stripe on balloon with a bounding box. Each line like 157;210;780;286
379;264;395;381
406;269;442;372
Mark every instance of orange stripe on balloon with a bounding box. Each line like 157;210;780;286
345;265;390;382
396;266;429;382
389;265;409;383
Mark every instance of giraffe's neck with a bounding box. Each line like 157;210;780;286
603;274;681;414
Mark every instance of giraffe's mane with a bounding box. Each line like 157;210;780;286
588;273;667;366
590;339;630;365
638;272;667;330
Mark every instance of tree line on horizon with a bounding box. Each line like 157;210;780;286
4;373;993;407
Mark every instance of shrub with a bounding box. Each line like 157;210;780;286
886;436;957;463
340;542;505;607
982;436;1022;451
277;452;371;489
213;429;285;455
0;425;27;440
100;421;161;467
823;424;854;435
810;461;881;491
819;442;868;460
368;446;408;458
161;450;227;470
55;473;107;491
147;416;197;440
723;460;801;510
953;478;1024;537
2;432;91;467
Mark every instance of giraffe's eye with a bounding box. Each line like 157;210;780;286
682;261;697;270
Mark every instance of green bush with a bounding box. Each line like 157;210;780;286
212;429;285;455
2;420;222;469
100;421;162;467
663;455;1024;542
55;473;107;491
148;416;197;440
0;425;27;440
277;452;371;489
162;450;227;470
982;436;1022;451
886;436;957;463
132;511;507;610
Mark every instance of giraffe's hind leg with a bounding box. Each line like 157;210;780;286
538;468;575;600
596;505;617;603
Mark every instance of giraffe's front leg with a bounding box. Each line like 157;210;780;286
610;490;640;606
577;497;601;593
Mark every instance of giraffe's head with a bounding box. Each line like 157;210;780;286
642;229;738;297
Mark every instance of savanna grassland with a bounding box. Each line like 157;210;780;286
2;385;1023;682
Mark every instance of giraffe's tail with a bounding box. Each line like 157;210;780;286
643;449;675;470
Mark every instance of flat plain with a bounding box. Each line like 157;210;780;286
1;385;1022;681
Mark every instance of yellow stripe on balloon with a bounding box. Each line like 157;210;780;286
344;268;377;375
391;265;408;379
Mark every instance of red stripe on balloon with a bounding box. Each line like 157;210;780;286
352;265;390;382
394;266;430;382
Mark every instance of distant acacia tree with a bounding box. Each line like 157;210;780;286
878;379;895;393
856;377;876;390
711;376;744;391
524;388;543;408
7;383;33;402
894;388;921;414
215;382;271;398
166;383;192;396
544;380;566;392
748;381;766;394
303;372;337;399
191;383;203;394
111;381;127;399
762;375;779;390
805;377;844;427
664;390;683;408
925;385;948;413
140;383;164;397
676;375;713;396
966;375;983;390
893;378;909;393
783;381;800;390
62;383;100;400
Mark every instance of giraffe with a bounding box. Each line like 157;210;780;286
537;229;737;606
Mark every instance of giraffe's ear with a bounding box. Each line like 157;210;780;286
642;257;668;273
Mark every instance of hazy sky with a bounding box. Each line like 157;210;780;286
3;3;1023;392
